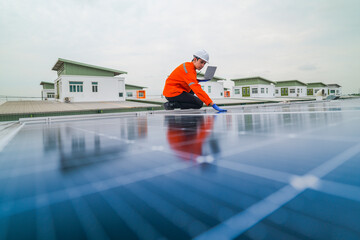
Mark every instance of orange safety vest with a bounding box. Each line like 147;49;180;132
163;62;213;106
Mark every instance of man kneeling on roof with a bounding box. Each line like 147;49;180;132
162;49;227;112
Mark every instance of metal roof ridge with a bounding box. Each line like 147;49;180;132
275;80;307;85
52;58;128;75
125;84;148;88
230;76;275;84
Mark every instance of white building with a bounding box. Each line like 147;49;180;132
125;84;147;99
40;81;55;100
197;73;226;99
52;58;127;102
327;84;342;96
231;77;275;98
306;82;328;96
275;80;307;97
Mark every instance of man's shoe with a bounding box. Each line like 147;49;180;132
164;102;175;110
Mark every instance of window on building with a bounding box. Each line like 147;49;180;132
336;90;339;94
92;82;98;92
127;92;133;97
290;89;296;94
47;93;55;98
138;91;144;97
314;89;319;93
69;81;83;92
330;90;335;94
266;88;268;94
252;88;258;94
261;88;264;93
235;89;240;94
119;92;123;97
221;92;223;96
275;89;279;94
208;86;211;93
297;88;300;93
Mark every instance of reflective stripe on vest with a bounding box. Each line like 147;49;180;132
188;82;195;86
183;63;188;73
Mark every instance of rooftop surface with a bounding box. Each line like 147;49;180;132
0;97;317;121
0;101;160;114
0;99;360;239
0;100;161;121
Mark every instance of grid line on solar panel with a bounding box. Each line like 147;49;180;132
160;109;360;117
237;190;360;240
314;179;360;203
207;120;360;162
179;166;285;200
143;178;224;225
121;183;204;238
78;151;205;239
0;161;193;219
281;189;360;232
195;142;360;239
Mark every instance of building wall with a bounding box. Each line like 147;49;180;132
308;87;329;96
126;90;137;98
233;84;275;98
41;89;55;100
54;75;125;102
328;87;342;96
199;81;224;99
126;89;146;99
274;86;307;97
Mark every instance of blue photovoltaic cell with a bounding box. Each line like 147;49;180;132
0;99;360;240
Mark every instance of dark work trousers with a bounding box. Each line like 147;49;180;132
166;91;204;109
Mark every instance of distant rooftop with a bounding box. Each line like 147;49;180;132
327;84;342;88
52;58;127;77
231;77;276;85
307;82;328;87
275;80;307;87
125;84;147;90
40;81;54;86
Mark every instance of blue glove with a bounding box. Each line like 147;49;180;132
212;104;227;112
197;79;210;82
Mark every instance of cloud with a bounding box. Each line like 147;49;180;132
298;64;318;71
0;0;360;96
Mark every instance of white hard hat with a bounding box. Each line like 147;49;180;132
193;49;209;63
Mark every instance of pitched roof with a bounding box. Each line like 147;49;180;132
125;84;147;89
307;82;328;87
327;83;341;88
52;58;127;76
40;81;54;86
230;76;275;84
275;80;307;85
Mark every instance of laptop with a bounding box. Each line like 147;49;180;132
197;66;217;81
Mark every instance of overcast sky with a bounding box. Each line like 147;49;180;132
1;0;359;97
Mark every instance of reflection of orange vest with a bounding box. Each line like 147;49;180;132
163;62;212;106
167;116;214;161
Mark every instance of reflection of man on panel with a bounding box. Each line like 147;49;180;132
166;115;219;162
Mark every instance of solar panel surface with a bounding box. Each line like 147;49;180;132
0;99;360;240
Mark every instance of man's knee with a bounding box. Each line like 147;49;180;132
194;101;203;109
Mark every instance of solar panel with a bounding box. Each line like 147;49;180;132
0;99;360;239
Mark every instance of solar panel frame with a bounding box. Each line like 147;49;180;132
0;99;360;239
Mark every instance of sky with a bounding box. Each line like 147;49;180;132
0;0;359;97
